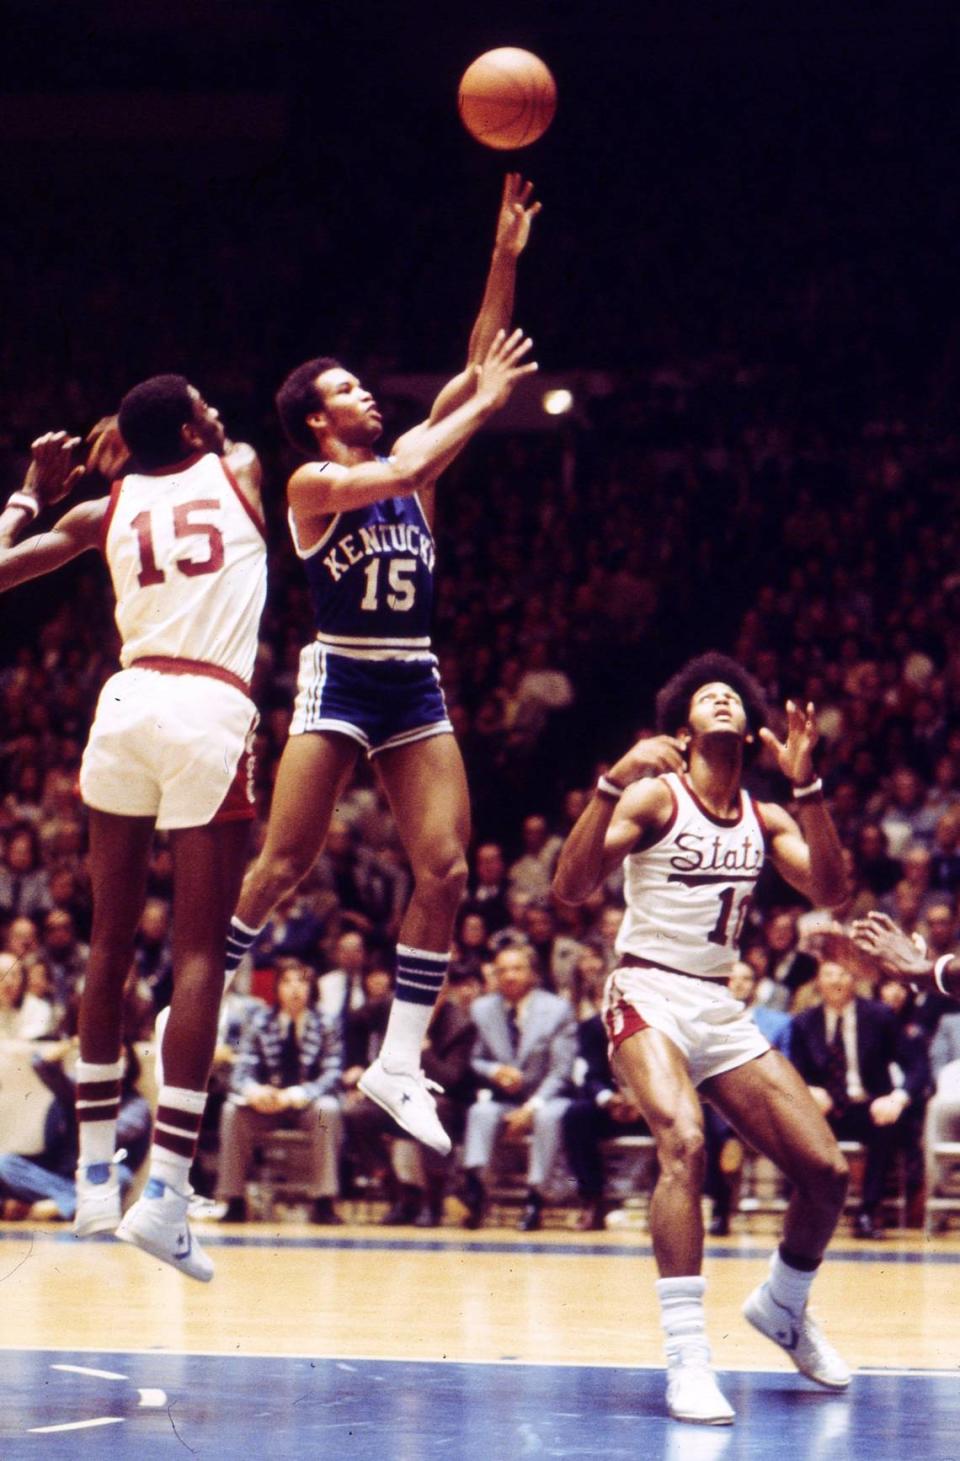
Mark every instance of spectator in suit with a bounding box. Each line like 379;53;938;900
41;908;88;1009
469;843;512;935
562;1003;649;1229
461;943;576;1232
790;958;928;1238
216;958;343;1224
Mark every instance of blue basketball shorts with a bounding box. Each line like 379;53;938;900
289;642;453;757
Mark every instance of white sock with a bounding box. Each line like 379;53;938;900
76;1058;123;1167
768;1249;817;1316
655;1275;709;1367
149;1085;207;1193
379;945;449;1072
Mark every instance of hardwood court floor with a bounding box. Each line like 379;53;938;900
1;1216;958;1458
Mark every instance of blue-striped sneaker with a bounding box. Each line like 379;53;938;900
74;1161;122;1238
116;1178;213;1283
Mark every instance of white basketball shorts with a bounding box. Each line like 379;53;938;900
602;962;771;1086
79;667;258;830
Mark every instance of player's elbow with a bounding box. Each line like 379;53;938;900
389;450;432;495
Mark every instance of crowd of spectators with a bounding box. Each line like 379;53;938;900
4;40;960;1228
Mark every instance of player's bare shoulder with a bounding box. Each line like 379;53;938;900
617;774;676;831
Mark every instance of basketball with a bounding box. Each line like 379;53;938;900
458;48;557;151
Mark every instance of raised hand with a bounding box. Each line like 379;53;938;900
850;910;932;979
494;173;542;258
608;735;687;788
85;415;130;482
758;700;818;787
22;431;85;507
476;327;538;409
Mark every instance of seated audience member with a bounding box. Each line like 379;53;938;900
3;915;39;962
317;929;368;1027
508;814;563;900
41;908;88;1009
0;1040;150;1221
251;886;330;972
926;1009;960;1209
132;898;174;1014
703;961;793;1235
0;823;52;922
20;954;63;1038
0;950;57;1039
877;976;932;1221
469;843;512;935
450;906;492;983
336;965;395;1193
790;958;928;1238
522;896;587;1001
312;817;397;938
216;959;343;1225
461;943;576;1232
569;947;607;1021
345;965;483;1226
562;999;649;1230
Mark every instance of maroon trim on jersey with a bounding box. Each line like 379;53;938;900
750;794;773;850
679;773;744;827
603;996;650;1054
634;777;680;853
99;479;124;554
129;655;250;696
220;458;266;539
137;449;207;477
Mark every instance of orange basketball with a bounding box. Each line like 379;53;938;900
458;48;557;151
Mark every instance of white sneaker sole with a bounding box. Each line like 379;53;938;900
116;1214;213;1283
358;1070;452;1156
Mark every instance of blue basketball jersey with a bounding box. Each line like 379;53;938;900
289;488;437;661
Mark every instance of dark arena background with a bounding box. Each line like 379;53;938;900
1;3;959;1457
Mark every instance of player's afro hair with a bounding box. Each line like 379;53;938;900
275;356;343;454
117;374;196;470
655;652;769;737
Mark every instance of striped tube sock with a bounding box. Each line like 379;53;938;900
149;1085;208;1193
76;1058;123;1167
379;945;449;1073
224;915;262;989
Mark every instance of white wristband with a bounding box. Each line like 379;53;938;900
792;777;823;800
6;491;39;520
933;954;954;997
596;774;625;801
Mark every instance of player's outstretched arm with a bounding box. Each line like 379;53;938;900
852;910;960;1000
290;329;537;526
425;175;542;429
758;701;847;908
0;432;105;590
552;737;685;904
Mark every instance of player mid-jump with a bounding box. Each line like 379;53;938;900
223;176;540;1153
553;653;851;1425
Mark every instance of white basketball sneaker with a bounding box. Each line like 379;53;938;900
665;1342;735;1425
74;1161;122;1238
742;1281;851;1389
116;1178;214;1283
358;1058;452;1155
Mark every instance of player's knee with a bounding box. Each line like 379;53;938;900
816;1148;851;1211
414;845;468;906
657;1118;706;1181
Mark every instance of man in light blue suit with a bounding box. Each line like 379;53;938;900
462;942;576;1231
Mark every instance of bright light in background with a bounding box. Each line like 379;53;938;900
542;387;574;417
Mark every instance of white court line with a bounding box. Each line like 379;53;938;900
50;1363;128;1381
29;1417;124;1434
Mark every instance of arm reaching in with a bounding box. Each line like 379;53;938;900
758;701;847;909
289;328;537;528
0;433;105;587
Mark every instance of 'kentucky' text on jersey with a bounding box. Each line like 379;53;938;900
290;489;436;661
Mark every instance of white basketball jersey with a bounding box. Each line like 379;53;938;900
616;772;769;978
103;452;267;685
